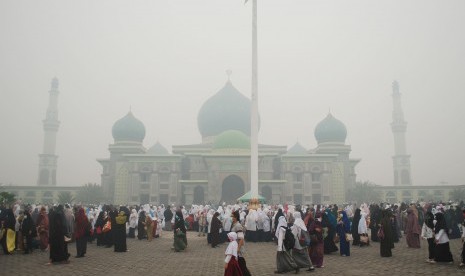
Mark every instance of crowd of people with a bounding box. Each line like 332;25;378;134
1;200;465;274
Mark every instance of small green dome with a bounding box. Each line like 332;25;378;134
198;81;253;138
112;112;146;142
213;130;250;150
314;113;347;144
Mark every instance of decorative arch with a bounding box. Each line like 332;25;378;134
221;175;245;204
385;191;397;203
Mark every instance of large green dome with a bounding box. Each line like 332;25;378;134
314;113;347;144
198;81;252;138
112;112;146;142
213;130;250;150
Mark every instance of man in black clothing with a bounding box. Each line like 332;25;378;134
164;206;173;231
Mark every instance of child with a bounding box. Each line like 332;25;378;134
224;232;243;276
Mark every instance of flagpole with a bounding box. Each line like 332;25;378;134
250;0;259;204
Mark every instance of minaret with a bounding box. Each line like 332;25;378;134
391;81;412;185
37;78;60;186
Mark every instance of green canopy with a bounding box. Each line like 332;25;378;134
237;191;266;203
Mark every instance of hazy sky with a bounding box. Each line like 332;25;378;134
1;0;464;187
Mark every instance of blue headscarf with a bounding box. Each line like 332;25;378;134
325;208;337;228
341;211;351;232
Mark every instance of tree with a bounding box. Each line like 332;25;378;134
57;191;75;204
346;181;382;204
0;191;16;206
75;183;105;204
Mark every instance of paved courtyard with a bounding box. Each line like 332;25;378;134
1;232;464;276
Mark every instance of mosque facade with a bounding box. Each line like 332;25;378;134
3;78;465;205
97;80;360;206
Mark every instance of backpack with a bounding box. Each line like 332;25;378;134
281;226;295;251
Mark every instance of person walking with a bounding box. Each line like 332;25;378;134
380;210;394;257
74;207;89;258
433;212;453;263
275;215;299;274
291;212;314;272
421;211;435;263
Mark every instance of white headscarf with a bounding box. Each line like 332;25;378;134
275;216;287;239
358;212;367;234
293;212;307;231
225;232;238;258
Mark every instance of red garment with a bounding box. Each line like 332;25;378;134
405;210;421;248
224;256;243;276
36;211;49;250
75;208;89;239
186;215;194;230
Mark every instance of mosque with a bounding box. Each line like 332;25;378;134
97;79;359;206
4;78;463;205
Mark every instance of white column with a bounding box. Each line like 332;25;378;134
250;0;259;197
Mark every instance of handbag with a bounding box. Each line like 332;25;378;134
334;234;340;243
360;235;369;244
377;227;385;239
299;229;311;246
96;226;102;234
102;221;112;233
345;233;353;242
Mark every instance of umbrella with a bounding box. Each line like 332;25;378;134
237;191;266;203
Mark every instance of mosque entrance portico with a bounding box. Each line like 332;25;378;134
220;174;245;204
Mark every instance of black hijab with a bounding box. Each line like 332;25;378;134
434;212;448;235
424;211;434;229
174;210;186;233
274;208;284;230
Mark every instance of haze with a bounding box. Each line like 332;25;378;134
1;0;464;188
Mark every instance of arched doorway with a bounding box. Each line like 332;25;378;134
261;186;272;203
221;175;245;204
193;186;205;204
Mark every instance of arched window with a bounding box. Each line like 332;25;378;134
193;186;205;204
221;175;245;204
402;190;412;202
293;166;303;182
272;158;281;179
385;191;397;203
181;157;191;180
